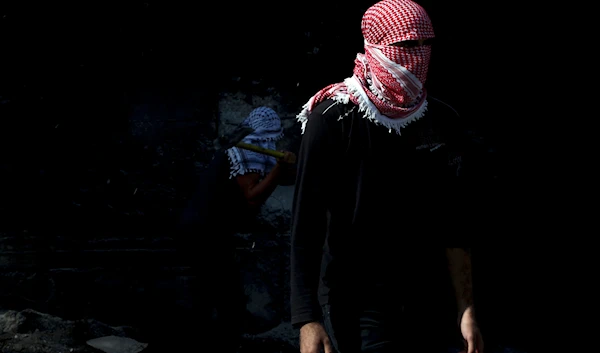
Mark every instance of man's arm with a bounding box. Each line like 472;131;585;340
236;151;297;208
446;247;475;321
236;165;283;208
290;111;331;328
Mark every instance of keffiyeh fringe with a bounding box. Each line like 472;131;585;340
296;76;428;135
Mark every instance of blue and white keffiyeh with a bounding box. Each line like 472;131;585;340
226;106;284;178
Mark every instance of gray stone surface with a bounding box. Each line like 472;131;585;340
0;308;140;353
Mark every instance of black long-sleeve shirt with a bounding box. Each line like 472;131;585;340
290;97;477;328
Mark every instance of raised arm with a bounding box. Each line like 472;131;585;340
236;151;297;209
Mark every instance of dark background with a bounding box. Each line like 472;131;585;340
1;1;548;352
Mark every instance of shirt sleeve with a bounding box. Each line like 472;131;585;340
290;108;333;328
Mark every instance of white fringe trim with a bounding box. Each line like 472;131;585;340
226;148;269;179
296;76;428;136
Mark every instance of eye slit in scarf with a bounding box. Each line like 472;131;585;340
389;38;435;48
226;106;285;179
296;0;435;136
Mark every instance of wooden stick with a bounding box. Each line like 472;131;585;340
235;142;285;159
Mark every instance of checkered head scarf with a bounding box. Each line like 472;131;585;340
296;0;435;135
227;106;284;178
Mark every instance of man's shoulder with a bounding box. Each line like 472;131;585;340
311;96;459;121
302;99;357;141
426;96;461;119
310;99;355;124
424;96;464;132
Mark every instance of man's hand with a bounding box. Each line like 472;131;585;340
276;150;297;164
459;307;484;353
300;322;333;353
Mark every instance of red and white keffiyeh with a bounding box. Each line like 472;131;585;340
296;0;435;135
